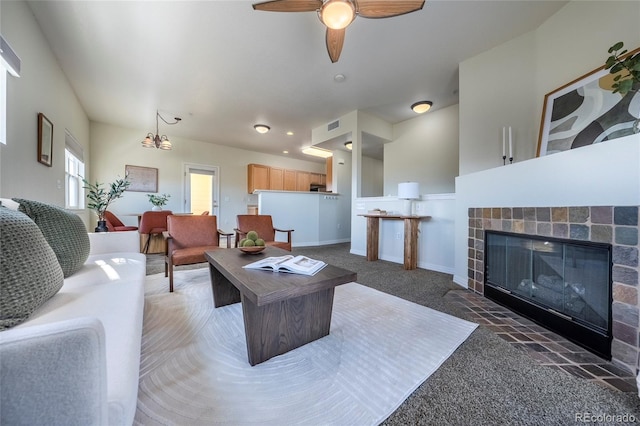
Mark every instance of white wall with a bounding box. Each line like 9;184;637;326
90;122;324;232
351;194;456;274
361;155;383;197
386;104;460;194
0;1;90;222
459;0;640;176
258;191;349;247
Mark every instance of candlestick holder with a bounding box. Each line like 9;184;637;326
502;155;506;165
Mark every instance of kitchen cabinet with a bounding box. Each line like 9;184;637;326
269;167;284;190
247;164;270;193
284;169;297;191
247;163;327;193
325;157;333;192
296;171;311;191
310;173;322;185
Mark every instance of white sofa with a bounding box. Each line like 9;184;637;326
0;231;146;425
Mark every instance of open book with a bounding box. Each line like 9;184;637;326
243;255;327;276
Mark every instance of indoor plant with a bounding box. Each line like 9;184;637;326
604;41;640;133
83;174;131;232
147;193;171;211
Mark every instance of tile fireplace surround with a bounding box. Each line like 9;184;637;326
468;206;639;374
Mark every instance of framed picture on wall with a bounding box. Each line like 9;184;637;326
125;165;158;192
37;112;53;167
537;46;640;156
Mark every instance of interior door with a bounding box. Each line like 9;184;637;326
184;164;219;217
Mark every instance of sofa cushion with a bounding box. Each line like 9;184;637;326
13;198;90;277
0;207;65;330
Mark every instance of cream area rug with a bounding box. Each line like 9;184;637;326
135;268;477;425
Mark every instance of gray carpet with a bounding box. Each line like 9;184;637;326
146;244;640;425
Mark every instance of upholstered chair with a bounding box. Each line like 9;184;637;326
164;215;232;292
138;211;173;253
235;215;294;251
103;211;138;232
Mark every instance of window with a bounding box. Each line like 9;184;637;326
1;35;21;145
0;69;6;145
65;131;85;210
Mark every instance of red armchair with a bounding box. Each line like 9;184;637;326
164;215;232;292
103;211;138;232
235;214;294;251
138;210;173;253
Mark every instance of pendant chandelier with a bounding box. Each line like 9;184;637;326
141;110;182;150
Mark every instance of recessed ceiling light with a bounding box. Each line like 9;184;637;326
283;150;289;154
286;131;294;136
411;101;433;114
334;74;346;83
254;124;270;134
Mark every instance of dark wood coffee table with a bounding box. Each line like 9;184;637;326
205;247;356;366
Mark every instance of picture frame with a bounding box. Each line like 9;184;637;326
125;165;158;193
537;47;640;157
37;112;53;167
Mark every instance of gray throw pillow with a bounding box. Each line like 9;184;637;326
13;198;90;277
0;207;65;330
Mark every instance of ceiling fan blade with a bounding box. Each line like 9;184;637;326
356;0;425;19
326;28;346;63
252;0;322;12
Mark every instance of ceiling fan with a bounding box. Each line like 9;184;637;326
252;0;425;63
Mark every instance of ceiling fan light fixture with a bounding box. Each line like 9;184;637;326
319;0;355;30
344;141;352;150
254;124;270;134
411;101;433;114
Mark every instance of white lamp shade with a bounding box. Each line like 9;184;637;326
398;182;419;200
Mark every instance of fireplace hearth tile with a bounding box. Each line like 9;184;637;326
559;365;595;380
612;265;639;285
551;207;568;222
569;224;589;240
591;225;613;243
615;226;638;246
552;223;569;238
612;245;639;267
524;207;536;221
569;206;590;223
591;206;613;224
614;206;638;226
536;207;551;222
601;377;638;393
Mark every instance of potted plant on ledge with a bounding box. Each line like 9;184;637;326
147;193;171;211
83;174;131;232
604;41;640;134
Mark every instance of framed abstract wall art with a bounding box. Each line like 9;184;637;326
537;47;640;157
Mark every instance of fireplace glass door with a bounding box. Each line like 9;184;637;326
485;232;611;335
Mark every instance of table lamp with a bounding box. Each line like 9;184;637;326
398;182;419;216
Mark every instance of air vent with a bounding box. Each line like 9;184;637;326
327;120;340;131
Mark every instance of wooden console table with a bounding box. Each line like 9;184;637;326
358;214;431;270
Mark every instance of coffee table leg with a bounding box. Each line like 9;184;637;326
241;288;335;366
209;263;241;308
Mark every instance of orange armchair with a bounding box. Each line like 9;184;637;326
164;215;232;292
235;214;294;251
104;211;138;232
138;210;173;253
